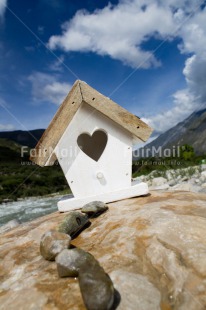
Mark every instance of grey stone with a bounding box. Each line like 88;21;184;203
131;177;142;184
149;184;169;191
199;187;206;194
140;175;146;181
201;171;206;180
56;248;97;277
188;178;198;184
58;211;89;237
168;179;177;187
81;201;108;217
171;183;189;191
152;177;167;187
165;171;172;181
40;230;71;261
79;262;115;310
201;164;206;171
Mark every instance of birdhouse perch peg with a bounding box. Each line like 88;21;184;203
30;80;153;212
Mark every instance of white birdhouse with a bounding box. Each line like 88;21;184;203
31;80;153;211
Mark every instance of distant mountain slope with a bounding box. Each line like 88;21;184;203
134;108;206;157
0;138;23;163
0;129;45;148
0;135;68;203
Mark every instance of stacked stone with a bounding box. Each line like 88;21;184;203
40;201;115;310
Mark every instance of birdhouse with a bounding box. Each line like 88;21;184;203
30;80;153;211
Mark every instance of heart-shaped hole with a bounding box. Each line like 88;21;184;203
77;130;108;162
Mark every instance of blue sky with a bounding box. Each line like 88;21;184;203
0;0;206;141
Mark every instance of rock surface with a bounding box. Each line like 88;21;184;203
110;270;161;310
40;230;71;261
1;191;206;309
58;211;89;237
81;201;108;217
0;219;20;234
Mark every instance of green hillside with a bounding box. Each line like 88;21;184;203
0;138;69;203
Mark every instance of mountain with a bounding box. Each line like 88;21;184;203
134;108;206;158
0;129;45;148
0;138;22;163
0;131;68;203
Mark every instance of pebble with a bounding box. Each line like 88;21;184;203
56;247;115;309
58;211;89;237
40;230;71;261
79;262;115;310
56;248;97;277
81;201;108;217
168;179;176;186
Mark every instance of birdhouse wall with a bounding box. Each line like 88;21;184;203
52;103;133;198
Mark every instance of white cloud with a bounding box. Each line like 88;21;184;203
183;55;206;104
133;134;159;150
48;0;177;68
28;72;72;105
0;123;15;131
0;0;7;19
48;55;65;72
178;8;206;57
47;0;206;133
141;55;206;133
47;0;204;69
38;26;44;35
144;5;206;133
143;88;197;133
25;46;35;52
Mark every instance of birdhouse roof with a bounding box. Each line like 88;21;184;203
30;80;153;166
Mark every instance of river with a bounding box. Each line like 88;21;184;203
0;195;63;227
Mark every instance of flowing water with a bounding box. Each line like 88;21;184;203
0;195;62;227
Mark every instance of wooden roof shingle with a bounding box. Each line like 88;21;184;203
30;80;153;166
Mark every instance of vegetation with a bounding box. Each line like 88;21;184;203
1;138;205;204
132;144;206;178
179;144;195;161
0;139;69;204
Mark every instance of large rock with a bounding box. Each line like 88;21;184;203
1;191;206;309
40;230;71;261
58;211;89;237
